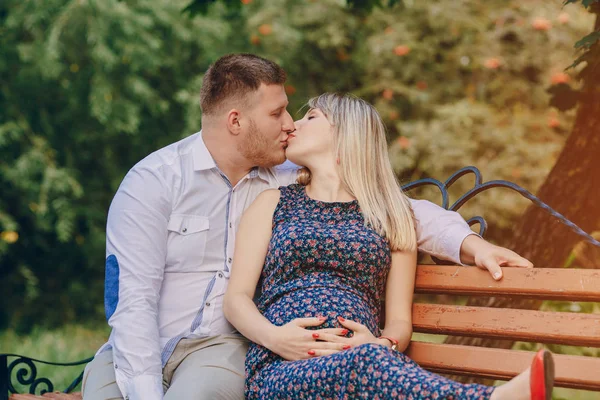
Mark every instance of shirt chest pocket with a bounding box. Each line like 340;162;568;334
165;214;210;272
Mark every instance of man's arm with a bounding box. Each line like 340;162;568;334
105;164;172;400
411;199;532;280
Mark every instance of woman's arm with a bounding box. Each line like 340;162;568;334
223;189;281;347
379;249;418;352
224;189;346;360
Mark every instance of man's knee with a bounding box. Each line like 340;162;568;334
82;351;123;400
164;365;245;400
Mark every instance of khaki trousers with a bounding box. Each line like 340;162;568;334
81;334;248;400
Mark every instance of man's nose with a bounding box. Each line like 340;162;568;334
282;111;296;133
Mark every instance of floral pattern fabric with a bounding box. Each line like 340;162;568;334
245;184;494;399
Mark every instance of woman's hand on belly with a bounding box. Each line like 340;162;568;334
306;316;385;357
265;317;350;361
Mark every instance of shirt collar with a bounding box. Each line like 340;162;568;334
193;131;217;171
249;167;272;183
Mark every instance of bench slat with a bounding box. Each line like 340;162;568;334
412;304;600;347
414;266;600;302
407;341;600;391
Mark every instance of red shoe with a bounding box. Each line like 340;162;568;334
530;349;555;400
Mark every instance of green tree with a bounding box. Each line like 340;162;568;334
0;0;592;334
0;0;239;330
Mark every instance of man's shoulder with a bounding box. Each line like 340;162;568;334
274;160;300;171
117;132;199;196
132;132;199;173
267;160;300;186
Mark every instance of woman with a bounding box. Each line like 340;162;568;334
223;93;554;400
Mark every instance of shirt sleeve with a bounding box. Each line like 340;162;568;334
410;199;478;265
105;163;173;400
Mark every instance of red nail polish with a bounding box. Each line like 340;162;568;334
341;329;349;335
312;333;319;339
343;345;351;350
338;316;345;322
308;350;316;356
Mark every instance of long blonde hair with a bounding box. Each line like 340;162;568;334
297;93;417;252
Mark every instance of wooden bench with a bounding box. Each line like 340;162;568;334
3;166;599;398
6;267;600;399
406;265;600;392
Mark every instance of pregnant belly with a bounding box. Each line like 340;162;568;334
261;286;380;335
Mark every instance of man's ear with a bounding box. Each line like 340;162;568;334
227;109;242;136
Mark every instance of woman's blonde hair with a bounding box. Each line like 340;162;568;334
297;93;417;252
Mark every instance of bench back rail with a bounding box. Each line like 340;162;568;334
406;265;600;391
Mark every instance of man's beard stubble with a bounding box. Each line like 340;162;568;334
238;119;286;168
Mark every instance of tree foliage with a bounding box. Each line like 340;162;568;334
0;0;593;330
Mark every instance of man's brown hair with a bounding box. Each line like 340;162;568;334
200;53;287;116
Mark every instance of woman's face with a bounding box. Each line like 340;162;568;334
285;108;334;166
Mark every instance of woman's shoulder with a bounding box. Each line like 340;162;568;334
255;188;282;205
242;189;281;224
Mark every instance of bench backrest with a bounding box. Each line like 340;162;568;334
405;265;600;391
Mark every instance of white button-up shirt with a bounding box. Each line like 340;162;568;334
98;131;475;400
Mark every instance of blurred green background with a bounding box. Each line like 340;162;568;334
1;0;599;398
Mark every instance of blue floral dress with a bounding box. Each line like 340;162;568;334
245;184;494;399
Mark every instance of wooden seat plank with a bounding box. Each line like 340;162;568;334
414;265;600;302
9;393;81;400
412;303;600;347
407;341;600;391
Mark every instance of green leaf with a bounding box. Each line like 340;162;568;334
346;0;381;11
566;50;591;70
564;0;600;7
582;0;599;6
182;0;242;16
574;31;600;49
182;0;400;16
182;0;216;17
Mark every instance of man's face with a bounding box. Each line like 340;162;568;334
237;84;294;168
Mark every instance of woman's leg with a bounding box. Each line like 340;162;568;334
254;343;494;399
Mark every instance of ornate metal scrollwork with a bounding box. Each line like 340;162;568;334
401;166;600;248
1;353;93;399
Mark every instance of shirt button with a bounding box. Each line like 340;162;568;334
182;228;187;233
206;302;211;307
228;258;232;263
229;222;232;228
114;364;118;369
218;272;223;278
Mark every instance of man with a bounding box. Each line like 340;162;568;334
82;53;532;400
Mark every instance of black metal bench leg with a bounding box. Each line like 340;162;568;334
1;355;8;400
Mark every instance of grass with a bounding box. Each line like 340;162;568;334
0;324;109;394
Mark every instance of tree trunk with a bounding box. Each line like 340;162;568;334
443;9;600;384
